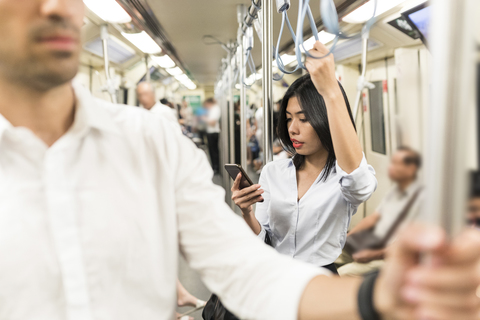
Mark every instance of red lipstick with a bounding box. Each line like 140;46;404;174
291;139;304;149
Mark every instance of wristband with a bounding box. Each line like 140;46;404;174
358;271;381;320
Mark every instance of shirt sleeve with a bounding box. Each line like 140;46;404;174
162;125;329;320
336;154;377;206
254;167;272;243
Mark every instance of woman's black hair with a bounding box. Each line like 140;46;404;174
277;74;355;181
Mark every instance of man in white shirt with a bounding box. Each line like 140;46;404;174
136;82;179;125
0;1;479;320
204;98;221;173
338;147;423;276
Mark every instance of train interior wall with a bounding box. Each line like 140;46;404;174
75;42;478;230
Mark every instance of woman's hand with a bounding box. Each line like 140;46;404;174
304;41;340;99
231;173;264;216
375;225;480;320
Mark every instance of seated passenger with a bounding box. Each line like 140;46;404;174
232;55;377;274
337;147;423;277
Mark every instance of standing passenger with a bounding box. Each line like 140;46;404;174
0;1;479;319
136;82;179;126
204;98;221;173
232;41;377;274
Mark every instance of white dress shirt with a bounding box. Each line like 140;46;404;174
256;157;377;266
0;83;329;320
149;102;179;125
206;104;220;133
374;181;423;244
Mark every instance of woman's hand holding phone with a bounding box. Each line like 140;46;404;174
231;173;264;216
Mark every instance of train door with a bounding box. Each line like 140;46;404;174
361;58;397;216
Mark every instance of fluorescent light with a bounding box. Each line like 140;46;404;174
167;67;184;76
151;55;176;69
175;74;196;90
343;0;406;24
121;31;162;54
83;0;131;23
302;31;336;52
175;74;189;82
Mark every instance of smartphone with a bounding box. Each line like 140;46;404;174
224;164;254;190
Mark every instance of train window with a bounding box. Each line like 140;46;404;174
369;81;387;155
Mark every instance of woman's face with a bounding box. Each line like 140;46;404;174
286;97;323;156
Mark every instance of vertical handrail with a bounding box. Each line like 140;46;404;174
238;4;248;169
424;0;476;237
262;0;274;164
228;45;236;167
145;55;151;82
353;35;373;129
100;25;117;104
240;41;248;169
219;71;232;204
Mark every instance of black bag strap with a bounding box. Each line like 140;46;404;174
380;186;423;246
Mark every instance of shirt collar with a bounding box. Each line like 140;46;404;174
0;81;120;144
286;157;337;175
72;81;121;136
397;180;421;197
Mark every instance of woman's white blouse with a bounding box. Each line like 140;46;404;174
256;156;377;266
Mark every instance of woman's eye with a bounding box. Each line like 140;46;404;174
300;118;308;123
286;118;292;123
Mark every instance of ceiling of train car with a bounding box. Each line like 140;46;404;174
146;0;346;85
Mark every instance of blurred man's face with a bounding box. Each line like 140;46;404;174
136;83;156;110
0;0;84;91
388;151;417;182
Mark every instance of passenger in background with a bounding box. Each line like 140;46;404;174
232;41;377;274
179;99;194;133
204;98;221;173
136;82;179;126
160;98;179;120
337;147;423;277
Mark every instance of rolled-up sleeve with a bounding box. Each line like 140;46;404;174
336;154;377;206
165;126;329;320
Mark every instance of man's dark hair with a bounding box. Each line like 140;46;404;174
160;98;169;105
397;146;422;168
205;98;216;105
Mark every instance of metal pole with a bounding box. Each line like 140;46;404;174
262;0;273;164
238;9;248;169
145;55;151;82
242;0;262;34
424;0;476;237
219;75;231;204
228;44;236;166
100;25;117;104
353;34;373;127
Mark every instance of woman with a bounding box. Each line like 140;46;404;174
232;41;377;273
